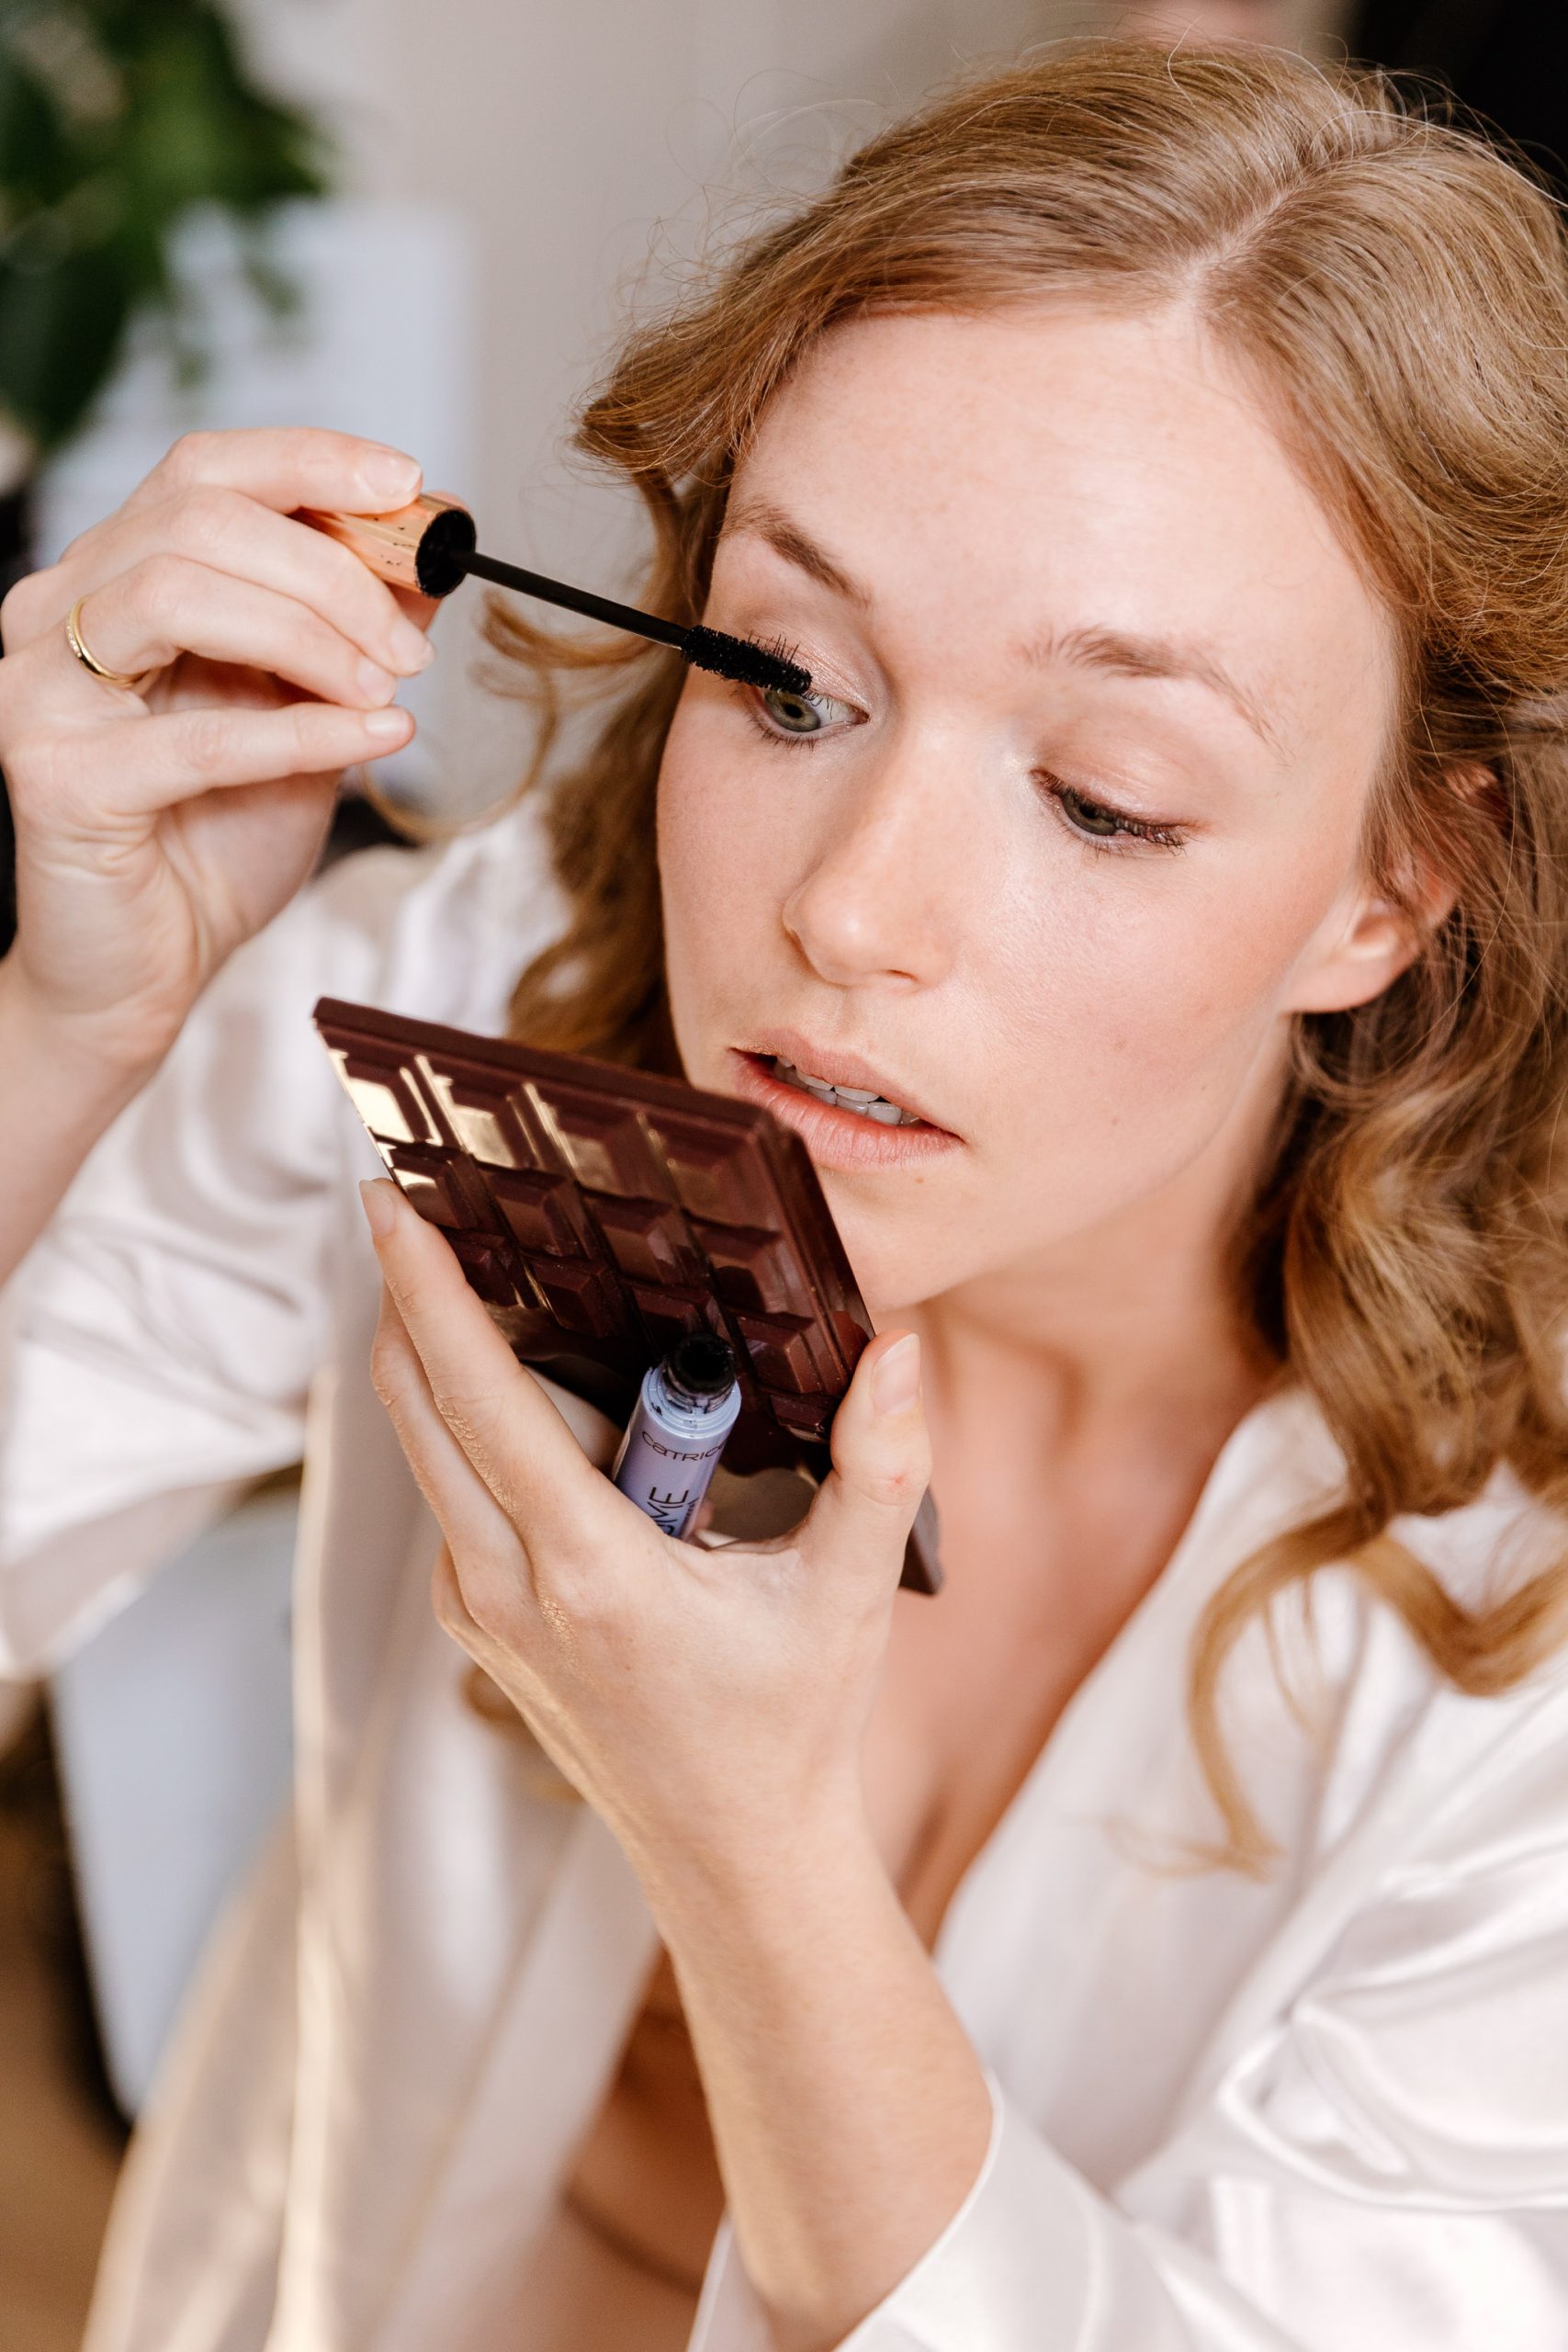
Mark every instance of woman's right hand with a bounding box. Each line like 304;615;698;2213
0;426;435;1082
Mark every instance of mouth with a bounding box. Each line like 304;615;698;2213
769;1054;924;1126
727;1046;963;1171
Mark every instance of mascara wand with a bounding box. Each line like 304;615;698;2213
302;492;811;698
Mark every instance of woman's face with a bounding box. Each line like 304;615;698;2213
658;305;1407;1315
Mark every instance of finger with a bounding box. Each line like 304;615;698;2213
803;1332;931;1592
60;558;413;713
432;1544;485;1657
375;1307;543;1665
124;427;423;524
55;490;436;678
370;1283;526;1575
6;696;414;829
358;1178;621;1552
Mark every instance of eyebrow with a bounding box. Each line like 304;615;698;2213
722;497;870;607
720;498;1279;750
1029;624;1281;752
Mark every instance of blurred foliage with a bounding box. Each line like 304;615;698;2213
0;1;330;459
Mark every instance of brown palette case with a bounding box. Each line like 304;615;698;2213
314;998;941;1594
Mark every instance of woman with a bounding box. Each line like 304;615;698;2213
3;40;1567;2352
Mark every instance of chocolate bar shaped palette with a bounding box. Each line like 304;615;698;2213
314;999;941;1594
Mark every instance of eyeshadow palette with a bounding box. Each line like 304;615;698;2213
314;998;941;1594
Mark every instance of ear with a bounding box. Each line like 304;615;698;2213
1283;763;1489;1017
1283;888;1433;1017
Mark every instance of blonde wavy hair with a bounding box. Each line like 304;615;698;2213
480;39;1568;1870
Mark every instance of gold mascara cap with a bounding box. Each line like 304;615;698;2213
299;492;477;598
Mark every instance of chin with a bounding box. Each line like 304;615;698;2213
819;1182;968;1317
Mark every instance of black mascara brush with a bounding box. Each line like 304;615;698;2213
303;492;812;698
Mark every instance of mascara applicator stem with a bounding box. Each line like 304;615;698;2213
459;548;690;649
301;493;811;698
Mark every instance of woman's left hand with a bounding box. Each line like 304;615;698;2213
359;1176;931;1892
364;1175;990;2349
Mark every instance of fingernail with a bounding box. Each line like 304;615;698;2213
362;705;412;741
355;655;395;703
362;447;421;505
359;1178;399;1238
872;1334;920;1417
390;617;435;673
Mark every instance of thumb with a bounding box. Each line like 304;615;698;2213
806;1331;931;1587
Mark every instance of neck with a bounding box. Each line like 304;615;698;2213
894;1113;1283;1491
893;1208;1274;1648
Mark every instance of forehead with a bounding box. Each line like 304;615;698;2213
726;305;1396;750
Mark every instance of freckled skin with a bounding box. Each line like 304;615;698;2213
656;306;1409;1321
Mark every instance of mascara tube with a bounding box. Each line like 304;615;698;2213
612;1334;742;1539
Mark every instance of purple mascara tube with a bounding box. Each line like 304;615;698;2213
611;1334;742;1539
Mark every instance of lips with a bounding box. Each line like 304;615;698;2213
740;1028;952;1135
728;1050;963;1170
772;1057;919;1125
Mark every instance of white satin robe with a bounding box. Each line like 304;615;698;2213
3;802;1567;2352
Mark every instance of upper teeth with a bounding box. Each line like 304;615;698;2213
772;1057;922;1126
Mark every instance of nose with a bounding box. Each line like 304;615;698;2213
780;725;979;990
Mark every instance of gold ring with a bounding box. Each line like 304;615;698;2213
65;598;155;691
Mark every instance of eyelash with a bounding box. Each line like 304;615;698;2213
1036;774;1189;854
739;677;1189;854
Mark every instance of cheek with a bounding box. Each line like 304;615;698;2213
658;729;760;899
984;840;1343;1175
657;710;795;1045
829;847;1348;1315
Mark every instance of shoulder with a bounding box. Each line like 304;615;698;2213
1296;1471;1568;1873
1215;1394;1568;1866
1241;1385;1568;1702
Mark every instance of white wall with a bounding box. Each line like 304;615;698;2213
239;1;1086;564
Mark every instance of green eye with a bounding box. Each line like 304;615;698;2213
762;684;829;735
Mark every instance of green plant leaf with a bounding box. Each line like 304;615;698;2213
0;0;332;454
0;245;131;447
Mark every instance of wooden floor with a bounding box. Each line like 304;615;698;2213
0;1697;126;2352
